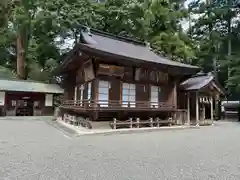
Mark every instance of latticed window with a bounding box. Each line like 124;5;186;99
150;86;160;108
122;83;136;107
98;81;110;107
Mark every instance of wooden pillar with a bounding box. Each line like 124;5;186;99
172;82;178;123
173;81;177;107
203;105;206;120
74;86;77;101
196;92;199;126
91;79;97;108
210;96;214;124
187;92;190;125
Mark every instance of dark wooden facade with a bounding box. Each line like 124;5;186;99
61;58;179;121
0;79;63;116
59;28;225;125
2;91;54;116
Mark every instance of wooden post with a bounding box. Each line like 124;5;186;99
113;118;117;129
187;92;190;125
136;118;140;128
129;118;132;128
173;81;177;108
203;105;206;120
156;117;160;127
150;117;153;127
210;96;214;124
196;92;199;126
74;87;77;101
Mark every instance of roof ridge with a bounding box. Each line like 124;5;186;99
82;26;146;46
0;78;58;85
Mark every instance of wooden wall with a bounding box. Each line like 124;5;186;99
63;72;76;100
177;90;187;109
3;92;55;116
96;76;175;107
64;57;179;108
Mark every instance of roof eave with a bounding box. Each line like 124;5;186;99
55;45;80;74
180;77;226;96
74;44;200;75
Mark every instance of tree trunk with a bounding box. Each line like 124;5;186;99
16;32;26;80
227;19;231;80
227;0;232;85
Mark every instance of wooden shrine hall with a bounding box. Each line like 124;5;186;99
179;72;225;126
57;27;225;129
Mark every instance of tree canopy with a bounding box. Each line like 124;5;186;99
1;0;240;99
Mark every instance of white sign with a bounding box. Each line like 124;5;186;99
0;91;5;106
45;94;53;107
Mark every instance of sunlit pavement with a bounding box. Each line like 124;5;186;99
1;118;240;180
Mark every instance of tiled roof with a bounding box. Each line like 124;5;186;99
0;79;63;94
180;74;214;91
180;72;225;95
79;29;200;69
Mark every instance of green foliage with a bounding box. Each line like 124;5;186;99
188;0;240;98
0;0;196;83
0;65;16;79
7;0;240;96
94;0;195;61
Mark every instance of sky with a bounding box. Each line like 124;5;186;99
182;0;200;31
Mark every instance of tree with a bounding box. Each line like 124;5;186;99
94;0;195;62
0;0;199;84
0;0;94;81
188;0;240;98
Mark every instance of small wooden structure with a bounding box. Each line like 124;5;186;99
0;79;63;116
57;27;225;129
180;72;225;125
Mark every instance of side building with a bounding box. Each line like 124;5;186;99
57;27;225;128
0;79;63;116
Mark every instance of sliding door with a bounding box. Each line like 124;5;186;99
150;85;159;108
98;81;110;107
122;83;136;107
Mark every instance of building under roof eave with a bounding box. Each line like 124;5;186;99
0;79;63;94
180;72;226;96
58;28;201;75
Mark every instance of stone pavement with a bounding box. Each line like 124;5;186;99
1;117;240;180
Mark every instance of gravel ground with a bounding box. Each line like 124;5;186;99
1;119;240;180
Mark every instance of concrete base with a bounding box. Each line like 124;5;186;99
57;119;202;136
0;116;54;121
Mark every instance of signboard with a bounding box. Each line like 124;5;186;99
84;60;95;82
45;94;53;107
135;68;168;83
0;91;5;106
98;64;124;77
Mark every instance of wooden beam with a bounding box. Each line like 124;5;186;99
203;105;206;120
187;92;190;125
173;81;177;108
210;96;214;124
74;86;77;102
196;92;199;126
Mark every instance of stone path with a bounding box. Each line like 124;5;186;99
0;118;240;180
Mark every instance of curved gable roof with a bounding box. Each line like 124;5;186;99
180;73;225;95
79;29;199;70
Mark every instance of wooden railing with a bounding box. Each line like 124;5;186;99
60;99;175;110
63;114;92;129
110;117;175;129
